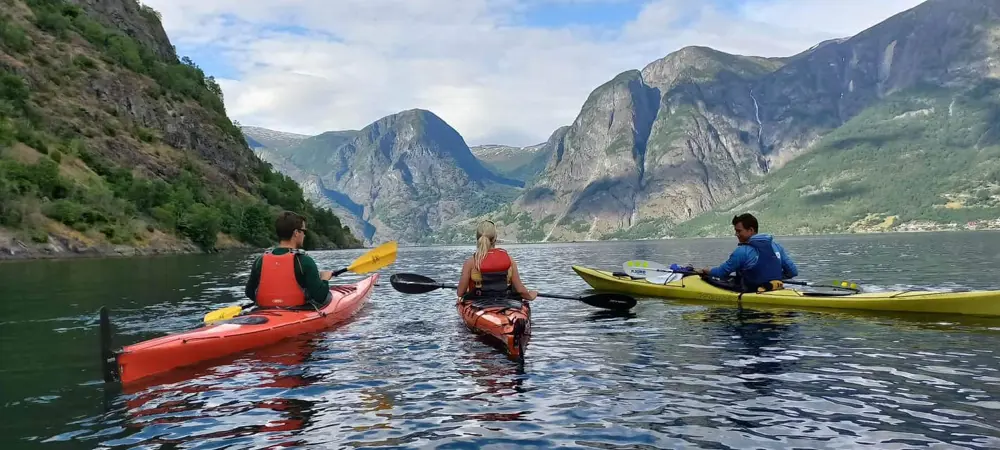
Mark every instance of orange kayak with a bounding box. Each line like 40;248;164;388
101;274;377;385
457;296;531;360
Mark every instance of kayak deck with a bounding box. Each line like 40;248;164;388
572;266;1000;317
457;296;531;361
112;274;378;385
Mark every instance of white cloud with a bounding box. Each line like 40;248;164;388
141;0;927;146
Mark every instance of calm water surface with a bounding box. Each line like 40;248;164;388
2;232;1000;449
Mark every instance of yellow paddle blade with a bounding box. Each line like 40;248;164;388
204;305;242;324
347;240;398;274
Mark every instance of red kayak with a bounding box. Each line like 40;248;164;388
457;296;531;361
100;274;377;385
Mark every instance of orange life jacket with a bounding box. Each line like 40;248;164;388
470;248;513;297
255;249;307;308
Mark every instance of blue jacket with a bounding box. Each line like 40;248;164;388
708;234;798;281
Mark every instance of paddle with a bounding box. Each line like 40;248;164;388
624;259;862;293
389;273;637;311
622;260;670;279
204;241;399;324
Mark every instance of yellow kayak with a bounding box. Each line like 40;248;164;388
571;266;1000;317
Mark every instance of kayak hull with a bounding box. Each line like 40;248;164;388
572;266;1000;317
115;274;378;385
457;296;531;360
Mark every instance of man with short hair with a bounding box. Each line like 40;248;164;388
694;213;798;292
244;211;335;308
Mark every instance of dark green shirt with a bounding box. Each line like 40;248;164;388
245;247;330;305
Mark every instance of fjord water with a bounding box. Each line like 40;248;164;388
3;232;1000;449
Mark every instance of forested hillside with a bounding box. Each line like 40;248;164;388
0;0;360;257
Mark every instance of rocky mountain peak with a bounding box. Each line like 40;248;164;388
241;126;311;151
640;46;784;92
67;0;176;61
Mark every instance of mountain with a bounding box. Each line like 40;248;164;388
268;109;524;244
671;80;1000;237
0;0;359;259
242;0;1000;244
242;126;310;152
483;0;1000;241
470;143;551;183
487;48;783;242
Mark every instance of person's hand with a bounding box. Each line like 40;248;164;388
320;270;334;281
694;267;711;276
526;290;538;301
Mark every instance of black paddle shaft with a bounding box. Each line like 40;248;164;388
400;279;575;301
389;273;636;310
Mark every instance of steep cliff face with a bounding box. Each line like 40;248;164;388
0;0;359;258
514;70;660;240
508;49;781;241
726;0;1000;168
503;0;1000;241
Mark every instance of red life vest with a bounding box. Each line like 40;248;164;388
256;249;307;308
470;248;513;296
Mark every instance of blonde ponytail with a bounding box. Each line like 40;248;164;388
473;220;498;270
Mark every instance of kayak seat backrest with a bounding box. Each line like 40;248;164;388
463;296;526;310
702;276;742;292
221;316;269;325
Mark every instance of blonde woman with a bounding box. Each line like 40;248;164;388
456;220;537;301
455;220;536;360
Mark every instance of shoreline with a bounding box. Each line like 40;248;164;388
0;233;366;263
5;226;996;261
407;227;1000;249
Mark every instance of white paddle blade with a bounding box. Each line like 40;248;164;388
647;273;684;285
622;260;670;278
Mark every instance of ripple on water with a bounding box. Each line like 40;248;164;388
10;243;1000;449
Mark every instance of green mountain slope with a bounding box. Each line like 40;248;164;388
0;0;359;258
470;143;551;184
660;81;1000;238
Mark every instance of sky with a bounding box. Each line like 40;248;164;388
140;0;925;147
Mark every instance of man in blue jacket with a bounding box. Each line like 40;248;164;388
694;213;798;292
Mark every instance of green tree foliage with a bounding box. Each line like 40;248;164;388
0;15;32;53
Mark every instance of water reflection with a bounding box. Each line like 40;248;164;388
687;307;800;395
97;336;326;448
586;309;639;322
454;349;529;422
